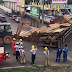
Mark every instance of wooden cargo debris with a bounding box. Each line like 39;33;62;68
19;22;71;42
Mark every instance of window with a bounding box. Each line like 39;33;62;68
14;16;17;17
0;26;4;32
5;25;11;32
1;17;5;18
0;47;4;54
50;19;53;22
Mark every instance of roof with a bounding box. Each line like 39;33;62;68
1;16;5;17
13;15;17;16
0;23;11;25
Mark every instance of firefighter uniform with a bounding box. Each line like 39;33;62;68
63;49;67;62
11;38;16;55
43;47;49;65
30;45;37;65
14;42;20;61
19;46;26;64
56;47;62;62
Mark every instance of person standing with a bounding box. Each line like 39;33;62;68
14;42;20;61
56;46;62;62
63;49;67;62
64;44;68;61
11;38;16;55
19;46;26;64
19;39;23;46
43;47;49;65
30;45;37;65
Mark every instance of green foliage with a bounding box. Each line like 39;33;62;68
0;65;71;72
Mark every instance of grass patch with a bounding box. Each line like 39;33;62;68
0;65;72;72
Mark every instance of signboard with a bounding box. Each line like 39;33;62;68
30;6;40;18
16;0;21;6
52;0;67;3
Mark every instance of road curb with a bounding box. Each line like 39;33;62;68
0;65;44;69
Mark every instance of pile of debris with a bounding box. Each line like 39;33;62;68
19;22;71;42
55;15;72;24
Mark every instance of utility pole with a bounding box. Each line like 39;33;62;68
42;0;44;26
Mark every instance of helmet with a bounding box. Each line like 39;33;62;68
63;49;64;51
44;47;48;50
13;38;16;40
20;39;22;41
32;45;35;49
20;46;23;49
6;54;8;57
16;42;19;44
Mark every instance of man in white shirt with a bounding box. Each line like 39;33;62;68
30;45;37;65
19;46;26;64
43;47;49;65
14;42;20;61
19;39;23;46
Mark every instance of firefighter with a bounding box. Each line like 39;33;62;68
64;44;68;61
14;42;20;61
30;45;37;65
63;49;67;62
11;38;16;55
19;39;23;46
56;46;62;62
43;47;49;65
19;46;26;64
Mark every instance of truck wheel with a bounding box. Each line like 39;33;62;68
3;36;12;44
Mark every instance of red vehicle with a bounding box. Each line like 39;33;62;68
0;16;7;22
12;15;17;20
50;17;57;24
0;47;10;62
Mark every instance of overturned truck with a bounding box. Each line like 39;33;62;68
15;15;72;48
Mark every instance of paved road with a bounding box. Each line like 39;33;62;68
0;8;72;68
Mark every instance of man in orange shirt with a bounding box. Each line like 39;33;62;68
11;38;16;55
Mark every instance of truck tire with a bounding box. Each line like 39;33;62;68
3;36;12;44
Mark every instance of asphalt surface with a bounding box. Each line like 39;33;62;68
0;8;72;68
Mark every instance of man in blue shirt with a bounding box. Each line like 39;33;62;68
63;49;67;62
64;44;68;61
56;46;62;62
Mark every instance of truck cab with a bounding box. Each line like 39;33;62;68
0;23;12;44
0;47;10;62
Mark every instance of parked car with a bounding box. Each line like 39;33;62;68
0;16;7;22
15;17;22;23
12;15;17;20
7;12;12;17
